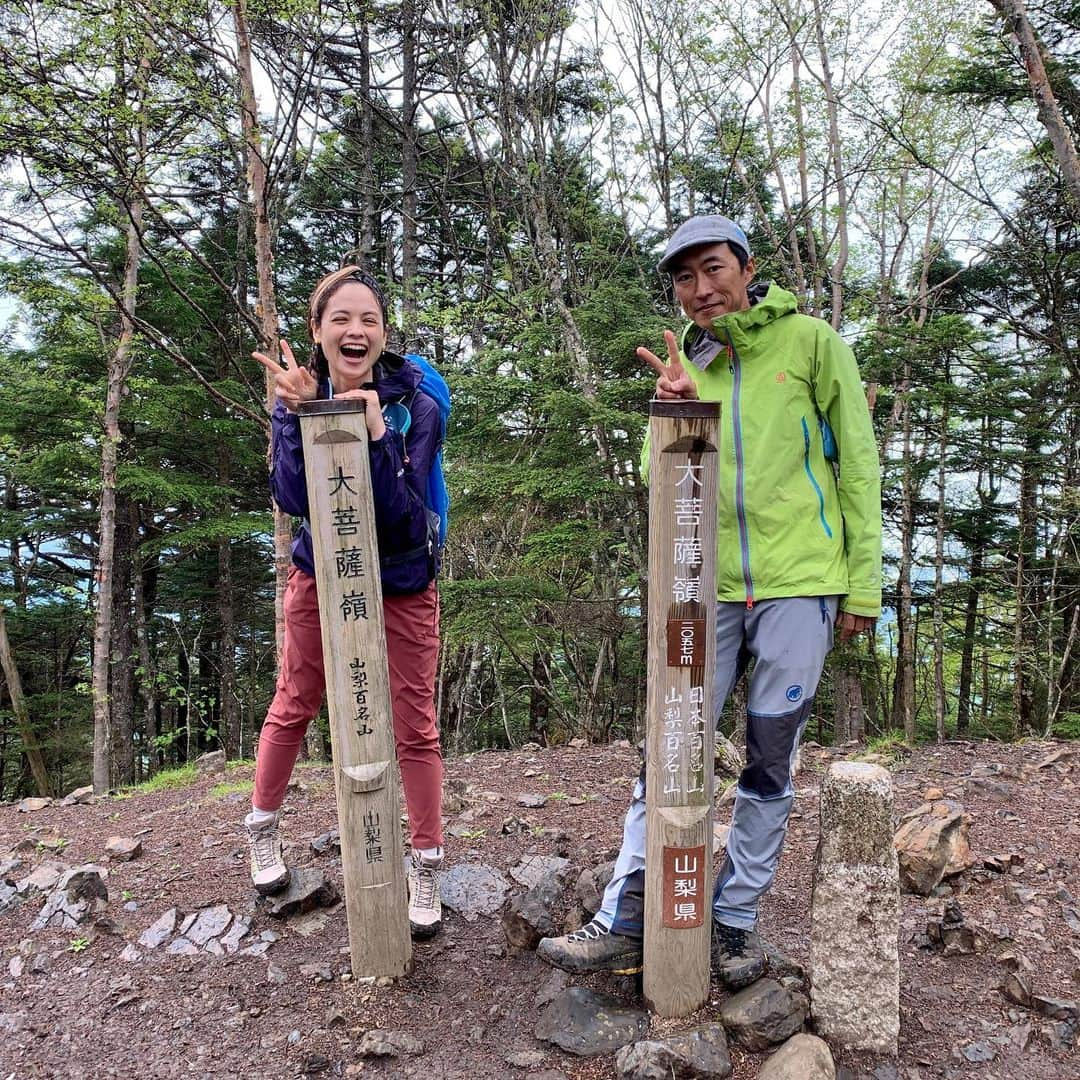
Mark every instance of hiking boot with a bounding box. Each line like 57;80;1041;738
711;920;766;988
408;851;443;939
537;921;643;975
247;817;289;895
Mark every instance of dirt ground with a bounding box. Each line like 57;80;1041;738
1;738;1078;1080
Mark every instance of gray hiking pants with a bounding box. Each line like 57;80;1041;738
596;595;838;934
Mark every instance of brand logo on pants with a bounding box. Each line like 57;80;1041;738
786;684;803;702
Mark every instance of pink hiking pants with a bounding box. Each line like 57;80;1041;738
253;566;443;850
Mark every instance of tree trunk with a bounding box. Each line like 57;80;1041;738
0;607;53;797
91;195;144;794
891;371;916;740
956;538;984;734
233;0;291;662
109;489;136;785
988;0;1080;210
932;390;949;742
400;0;420;349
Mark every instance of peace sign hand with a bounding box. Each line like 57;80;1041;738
637;330;698;400
253;339;318;412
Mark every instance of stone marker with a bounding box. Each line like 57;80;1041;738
810;761;899;1056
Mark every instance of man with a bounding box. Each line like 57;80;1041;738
538;215;882;987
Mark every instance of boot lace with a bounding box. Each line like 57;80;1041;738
250;827;280;871
567;920;609;943
413;865;438;910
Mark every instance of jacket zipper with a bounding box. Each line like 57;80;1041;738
729;339;754;608
801;417;833;539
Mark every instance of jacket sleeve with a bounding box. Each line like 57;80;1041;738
269;402;310;518
813;325;882;618
368;391;439;556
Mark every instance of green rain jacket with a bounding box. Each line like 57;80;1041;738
644;282;882;617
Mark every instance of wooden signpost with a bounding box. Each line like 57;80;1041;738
298;399;411;978
643;400;719;1017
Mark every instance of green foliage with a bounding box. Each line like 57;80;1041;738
116;764;198;797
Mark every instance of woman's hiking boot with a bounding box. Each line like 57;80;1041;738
537;920;643;975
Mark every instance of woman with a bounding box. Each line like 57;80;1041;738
249;266;445;939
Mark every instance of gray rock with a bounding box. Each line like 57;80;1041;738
264;869;340;919
139;907;178;949
17;797;52;813
574;861;616;916
959;1040;995;1063
299;962;333;981
438;863;509;921
195;750;226;777
118;944;141;963
0;1012;27;1034
309;830;340;856
509;854;570;889
60;785;95;807
165;937;200;956
356;1029;424;1057
8;955;24;978
104;837;142;862
517;793;548;809
719;979;807;1051
535;986;649;1056
810;763;899;1056
535;968;570;1006
757;1033;835;1080
186;904;232;946
0;857;24;878
1031;995;1078;1021
220;914;251;954
502;869;568;950
266;961;287;984
505;1050;546;1068
16;861;64;897
0;881;18;915
31;865;108;930
615;1024;731;1079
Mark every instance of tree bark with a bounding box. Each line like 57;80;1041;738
233;0;291;662
0;607;53;797
988;0;1080;210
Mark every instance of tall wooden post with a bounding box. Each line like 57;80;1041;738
643;400;719;1017
298;399;411;978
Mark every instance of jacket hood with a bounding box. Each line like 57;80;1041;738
681;282;798;362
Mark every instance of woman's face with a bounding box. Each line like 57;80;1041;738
312;281;387;392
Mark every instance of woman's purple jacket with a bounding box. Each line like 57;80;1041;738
270;352;441;595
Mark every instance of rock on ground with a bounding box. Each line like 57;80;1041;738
535;986;649;1056
615;1024;732;1079
438;863;509;922
718;979;806;1051
757;1033;836;1080
811;762;899;1057
892;798;971;895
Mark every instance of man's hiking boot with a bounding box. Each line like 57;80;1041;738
537;920;643;975
247;817;289;895
711;920;766;988
408;851;443;939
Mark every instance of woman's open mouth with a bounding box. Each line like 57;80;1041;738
339;343;368;359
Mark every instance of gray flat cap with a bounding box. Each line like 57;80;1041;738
658;215;751;273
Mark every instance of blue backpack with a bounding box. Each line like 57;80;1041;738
404;353;450;549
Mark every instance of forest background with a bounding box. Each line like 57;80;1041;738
0;0;1075;799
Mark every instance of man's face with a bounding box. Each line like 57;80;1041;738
670;242;756;329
